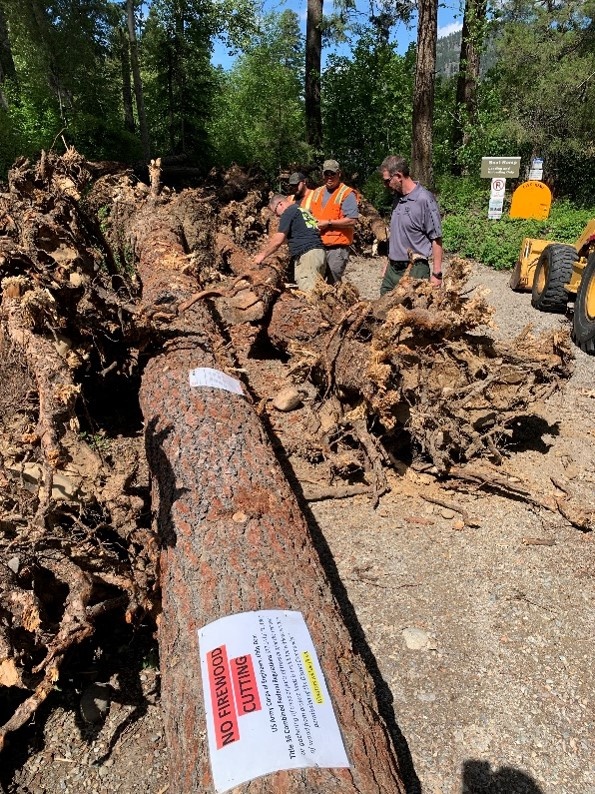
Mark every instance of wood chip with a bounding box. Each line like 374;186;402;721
521;537;556;546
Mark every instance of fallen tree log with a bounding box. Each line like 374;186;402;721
213;195;289;327
133;194;408;793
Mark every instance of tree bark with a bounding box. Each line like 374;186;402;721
305;0;323;150
118;26;136;134
411;0;438;187
0;1;16;103
126;0;151;161
134;197;408;793
450;0;487;175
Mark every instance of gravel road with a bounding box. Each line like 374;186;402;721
6;256;594;794
311;256;595;794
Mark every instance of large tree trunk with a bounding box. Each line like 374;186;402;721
305;0;323;150
0;1;15;81
0;1;14;111
126;0;150;161
450;0;487;175
118;26;136;134
134;196;408;793
411;0;438;187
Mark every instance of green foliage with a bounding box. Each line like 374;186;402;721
0;0;260;176
1;0;144;169
439;177;595;269
442;213;530;268
208;11;308;175
80;429;111;452
68;112;143;162
480;0;595;201
431;76;456;175
434;173;494;215
0;105;26;177
113;243;135;276
142;0;219;163
361;172;393;214
97;205;111;232
322;37;415;181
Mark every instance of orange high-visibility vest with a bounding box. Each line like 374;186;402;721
289;188;312;204
303;184;356;246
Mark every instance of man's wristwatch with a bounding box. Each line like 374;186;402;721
432;271;443;279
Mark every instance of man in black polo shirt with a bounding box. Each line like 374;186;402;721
253;194;326;292
379;154;443;295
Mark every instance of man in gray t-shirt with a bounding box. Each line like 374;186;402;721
379;155;443;295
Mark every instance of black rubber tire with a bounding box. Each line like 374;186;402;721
531;243;577;312
572;252;595;354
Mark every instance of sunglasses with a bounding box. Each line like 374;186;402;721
323;171;337;177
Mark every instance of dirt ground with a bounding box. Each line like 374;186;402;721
5;255;595;794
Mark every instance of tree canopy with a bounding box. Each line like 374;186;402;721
0;0;594;200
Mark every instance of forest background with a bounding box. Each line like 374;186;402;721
1;0;595;268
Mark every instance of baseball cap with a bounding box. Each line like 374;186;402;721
288;171;306;185
322;159;340;173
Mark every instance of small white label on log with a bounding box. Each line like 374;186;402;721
198;610;350;793
189;367;243;395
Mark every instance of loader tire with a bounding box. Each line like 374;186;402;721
531;244;577;312
572;252;595;354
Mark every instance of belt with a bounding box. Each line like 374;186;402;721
389;259;410;268
389;258;428;268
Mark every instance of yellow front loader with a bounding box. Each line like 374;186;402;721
509;219;595;353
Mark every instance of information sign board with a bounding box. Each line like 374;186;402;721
527;156;544;181
481;157;521;178
490;177;506;197
198;610;350;793
488;198;504;220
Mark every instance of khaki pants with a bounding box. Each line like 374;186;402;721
294;248;326;292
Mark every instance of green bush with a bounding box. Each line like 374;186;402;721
438;178;595;269
361;171;393;214
434;174;491;215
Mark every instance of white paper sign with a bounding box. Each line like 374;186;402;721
488;197;504;220
198;610;350;793
189;367;243;395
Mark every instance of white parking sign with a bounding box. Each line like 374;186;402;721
488;178;506;219
491;177;506;196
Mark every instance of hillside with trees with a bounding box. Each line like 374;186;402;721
0;0;593;199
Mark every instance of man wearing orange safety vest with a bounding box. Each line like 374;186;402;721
302;159;359;283
287;171;310;204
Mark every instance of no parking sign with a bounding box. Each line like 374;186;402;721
488;177;506;219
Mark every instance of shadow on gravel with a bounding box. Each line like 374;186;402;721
261;416;421;793
502;415;560;455
462;760;544;793
0;621;159;792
